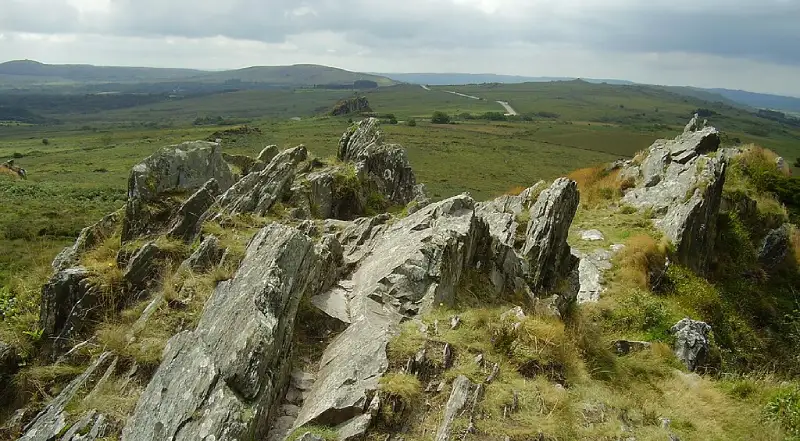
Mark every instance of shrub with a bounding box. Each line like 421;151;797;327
406;118;417;127
41;139;49;146
431;111;451;124
765;386;800;437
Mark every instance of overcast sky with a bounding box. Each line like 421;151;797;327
1;0;799;96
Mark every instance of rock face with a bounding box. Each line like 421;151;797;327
621;117;726;272
181;235;224;272
217;145;308;217
166;179;221;242
331;96;372;116
39;267;95;355
574;247;619;303
52;211;121;271
122;224;321;441
759;224;791;268
122;141;234;241
295;195;489;434
670;318;711;372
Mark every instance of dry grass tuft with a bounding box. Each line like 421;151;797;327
613;234;669;289
505;185;528;196
568;166;625;208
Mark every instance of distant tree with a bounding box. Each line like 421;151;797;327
41;138;49;145
696;108;717;118
619;104;625;109
458;112;473;121
481;112;507;121
431;111;451;124
354;80;379;89
407;118;417;127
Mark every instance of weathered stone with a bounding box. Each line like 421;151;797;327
52;211;121;271
122;141;234;241
297;432;326;441
181;235;224;272
166;179;220;242
612;340;652;355
435;376;475;441
641;147;670;187
670;318;711;372
39;267;95;354
759;224;791;269
574;247;618;303
580;229;604;241
0;340;19;380
122;241;162;292
258;145;280;163
295;195;490;430
122;224;319;441
222;152;257;175
19;352;114;441
217;145;308;217
331;96;372;116
336;413;373;441
523;178;580;292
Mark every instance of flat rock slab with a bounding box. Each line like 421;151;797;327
580;229;605;241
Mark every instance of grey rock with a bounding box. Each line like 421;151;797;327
291;370;316;391
258;145;280;163
282;404;301;417
297;433;325;441
19;352;114;441
122;141;234;241
670;318;711;372
759;224;791;269
435;376;475;441
295;195;489;430
181;235;224;272
222;152;257;175
523;178;580;292
776;156;786;172
618;164;640;183
123;241;162;292
0;340;18;379
336;413;373;441
122;223;319;441
331;96;372;116
574;248;616;303
338;118;383;162
641;147;670;187
166;178;220;242
611;340;652;355
672;149;697;165
39;267;95;355
580;229;604;241
217;145;308;217
52;211;121;271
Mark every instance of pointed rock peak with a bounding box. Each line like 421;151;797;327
338;118;384;162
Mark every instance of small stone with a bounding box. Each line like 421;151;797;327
670;318;711;372
281;404;300;417
290;370;316;391
580;229;605;241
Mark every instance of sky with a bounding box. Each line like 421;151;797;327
1;0;799;96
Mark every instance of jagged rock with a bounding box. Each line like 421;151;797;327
180;235;224;272
523;178;580;292
331;96;372;116
580;229;604;241
0;340;18;379
217;145;308;217
166;179;220;242
296;195;489;431
122;141;234;241
122;224;319;440
336;413;373;441
19;352;115;441
222;152;257;175
759;224;791;268
122;241;162;292
337;118;424;206
612;340;652;355
52;211;121;271
258;145;280;163
39;267;96;355
622;119;726;272
574;247;618;303
435;376;475;441
670;318;711;372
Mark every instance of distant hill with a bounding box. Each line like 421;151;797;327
0;60;397;89
375;72;635;86
706;88;800;112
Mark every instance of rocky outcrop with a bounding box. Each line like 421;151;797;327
759;224;791;269
216;145;308;217
122;224;321;441
331;97;372;116
670;318;711;372
621;117;726;272
295;195;489;436
181;235;224;272
523;178;580;293
166;179;220;242
574;246;619;303
122;241;163;291
39;267;96;355
122;141;234;241
52;211;121;271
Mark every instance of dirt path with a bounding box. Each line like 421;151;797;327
496;100;518;116
419;85;517;115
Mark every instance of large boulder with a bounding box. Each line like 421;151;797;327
759;224;791;269
622;118;726;272
294;195;490;437
122;141;234;241
216;145;308;217
52;211;121;271
122;224;321;441
670;318;711;372
331;96;372;116
180;235;224;272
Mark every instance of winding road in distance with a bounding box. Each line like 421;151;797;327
419;84;518;115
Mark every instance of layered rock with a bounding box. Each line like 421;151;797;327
434;376;475;441
122;224;322;440
670;318;711;372
621;117;726;271
331;96;372;116
39;267;96;355
122;141;234;241
166;179;221;242
52;211;121;271
181;235;224;272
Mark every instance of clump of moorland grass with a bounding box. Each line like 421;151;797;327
568;166;629;209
